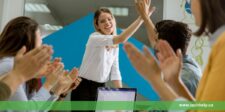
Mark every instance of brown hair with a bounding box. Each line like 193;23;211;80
156;20;192;55
0;16;39;94
93;7;116;35
195;0;225;36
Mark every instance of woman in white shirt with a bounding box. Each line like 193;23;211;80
71;6;153;104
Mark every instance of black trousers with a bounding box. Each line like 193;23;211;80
71;77;105;112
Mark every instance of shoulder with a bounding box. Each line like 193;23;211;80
181;56;201;82
0;57;14;75
210;32;225;59
0;57;14;66
89;32;113;39
90;32;103;37
213;32;225;49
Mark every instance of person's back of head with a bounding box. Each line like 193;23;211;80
155;20;192;55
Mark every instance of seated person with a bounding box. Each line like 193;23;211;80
0;45;53;101
135;0;202;96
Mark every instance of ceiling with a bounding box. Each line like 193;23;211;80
26;0;164;46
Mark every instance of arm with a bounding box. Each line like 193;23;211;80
0;45;52;97
136;0;195;100
1;71;25;96
112;80;122;88
0;81;11;101
88;16;143;47
156;40;195;101
28;63;65;111
110;49;122;88
143;17;157;48
166;76;195;101
136;0;157;48
196;36;225;100
123;42;178;100
148;75;179;100
113;16;143;45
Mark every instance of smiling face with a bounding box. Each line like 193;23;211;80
96;12;115;35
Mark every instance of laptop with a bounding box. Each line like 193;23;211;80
96;87;137;112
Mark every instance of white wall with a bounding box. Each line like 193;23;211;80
25;12;60;25
0;0;4;31
0;0;25;31
25;12;60;37
163;0;210;70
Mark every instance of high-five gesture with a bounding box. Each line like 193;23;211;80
135;0;157;48
135;0;156;20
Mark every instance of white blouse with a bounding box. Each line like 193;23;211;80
79;32;122;83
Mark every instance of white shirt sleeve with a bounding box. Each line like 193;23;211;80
110;49;122;81
87;32;114;47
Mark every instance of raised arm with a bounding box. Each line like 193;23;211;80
136;0;157;48
113;16;143;45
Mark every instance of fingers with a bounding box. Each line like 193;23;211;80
54;63;65;76
148;6;156;16
156;52;164;63
15;46;26;58
163;40;176;56
145;0;150;6
68;68;79;81
64;70;69;76
136;0;155;19
176;49;183;63
157;40;175;59
76;77;82;83
71;77;82;90
143;46;154;62
124;42;146;72
35;45;53;60
124;42;142;61
55;66;65;83
57;72;78;94
26;45;47;57
135;0;146;13
53;57;61;63
38;52;52;67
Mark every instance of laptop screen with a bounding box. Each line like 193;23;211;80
97;87;137;101
96;88;137;112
